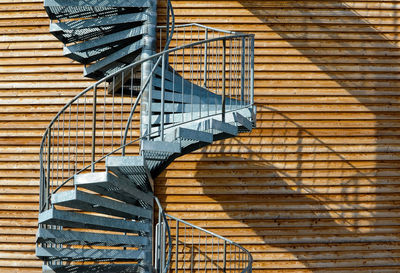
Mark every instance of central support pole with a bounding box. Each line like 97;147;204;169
139;1;157;271
141;0;158;140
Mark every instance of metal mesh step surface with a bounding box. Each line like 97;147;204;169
39;208;151;233
43;264;146;273
51;190;152;219
43;0;156;79
37;228;148;247
74;172;153;206
37;247;144;261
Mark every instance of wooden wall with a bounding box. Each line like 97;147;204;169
1;0;400;272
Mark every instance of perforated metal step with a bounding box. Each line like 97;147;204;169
74;171;153;206
44;0;156;79
37;228;148;247
37;247;144;262
43;264;146;273
39;208;151;233
106;156;154;193
52;190;152;219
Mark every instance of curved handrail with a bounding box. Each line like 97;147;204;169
39;32;254;212
39;31;254;211
38;1;254;273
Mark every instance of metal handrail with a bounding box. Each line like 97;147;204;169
39;31;254;212
38;1;254;273
166;213;253;273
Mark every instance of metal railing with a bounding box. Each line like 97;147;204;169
38;5;254;273
159;213;253;273
39;31;254;211
155;197;173;273
39;0;176;212
149;24;255;140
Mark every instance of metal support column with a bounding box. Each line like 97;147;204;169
140;0;157;140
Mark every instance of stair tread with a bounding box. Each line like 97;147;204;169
234;111;253;131
50;13;146;33
45;0;152;7
52;190;152;219
84;40;144;78
37;227;148;247
176;127;213;143
141;140;181;155
43;264;146;273
39;208;150;233
151;107;252;124
64;26;145;57
37;246;144;261
75;172;153;206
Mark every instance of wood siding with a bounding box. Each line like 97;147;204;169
1;0;400;272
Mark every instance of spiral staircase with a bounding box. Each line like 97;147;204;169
36;0;255;273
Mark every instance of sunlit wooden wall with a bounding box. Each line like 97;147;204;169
1;0;400;272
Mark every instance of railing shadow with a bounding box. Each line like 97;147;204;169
158;1;400;272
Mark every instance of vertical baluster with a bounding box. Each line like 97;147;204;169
211;236;214;273
222;38;226;122
120;71;124;151
181;46;185;124
250;37;255;107
198;229;200;273
161;215;166;272
102;84;106;156
183;225;187;273
67;107;71;183
46;128;51;209
91;85;97;172
82;94;87;170
51;124;55;192
111;77;115;150
175;220;179;273
229;244;232;273
205;234;208;273
130;67;134;143
155;222;159;272
190;227;194;273
190;26;194;121
241;37;246;106
217;239;220;273
74;100;79;175
161;53;166;141
61;112;65;186
223;241;226;273
229;38;232;112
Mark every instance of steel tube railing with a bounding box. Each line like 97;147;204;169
165;213;253;273
39;1;254;272
39;31;254;212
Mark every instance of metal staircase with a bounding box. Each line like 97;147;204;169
37;0;255;272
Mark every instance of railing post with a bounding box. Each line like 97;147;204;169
241;37;246;105
91;85;97;170
223;241;227;273
222;38;226;122
155;222;160;272
250;36;255;106
44;128;52;210
161;216;166;272
203;28;208;88
160;53;166;141
175;220;179;273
